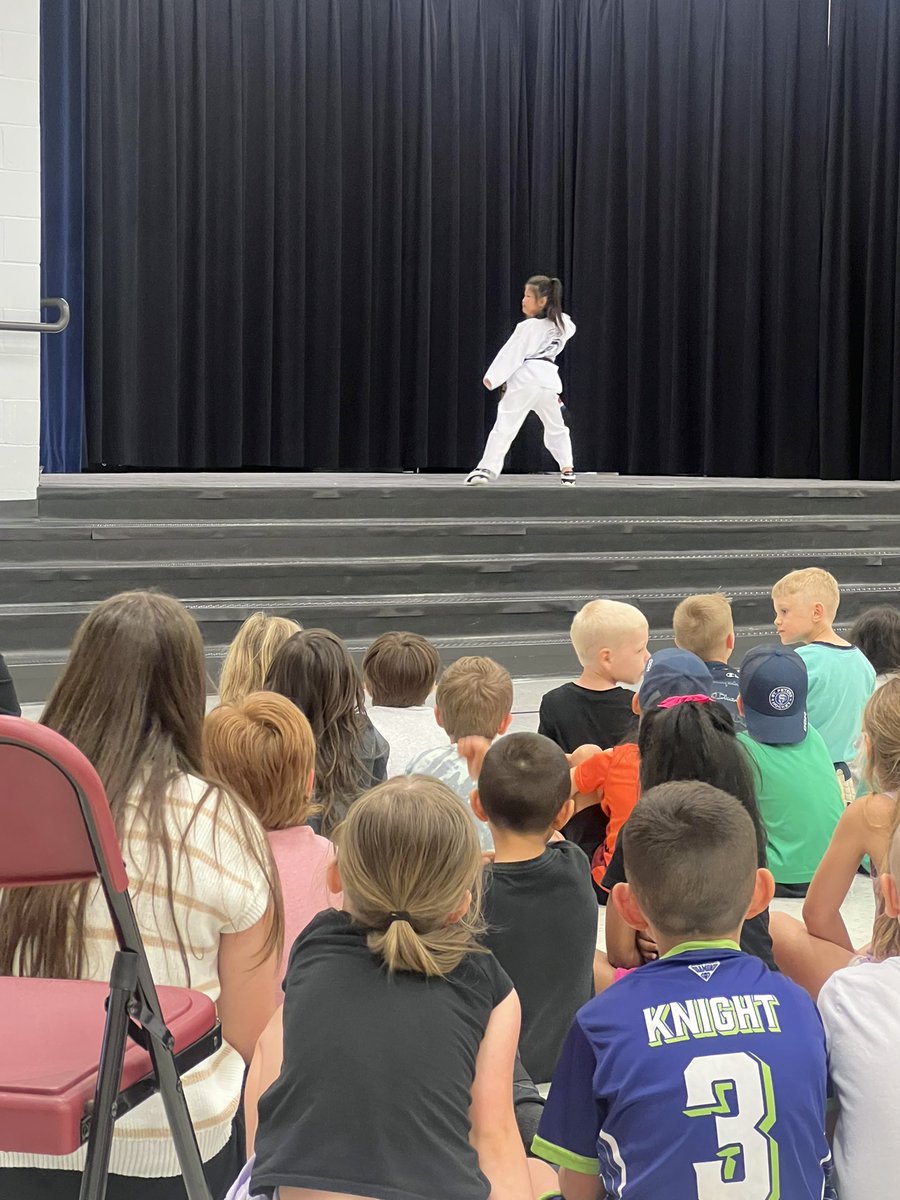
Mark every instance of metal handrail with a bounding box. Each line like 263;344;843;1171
0;297;70;334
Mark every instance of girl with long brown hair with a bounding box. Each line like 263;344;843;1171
0;591;284;1200
233;777;558;1200
264;629;388;836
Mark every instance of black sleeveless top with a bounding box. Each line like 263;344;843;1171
251;909;513;1200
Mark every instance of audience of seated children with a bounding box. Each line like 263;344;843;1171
264;628;388;836
569;647;714;880
362;631;445;776
769;677;900;998
471;733;597;1084
737;645;843;897
672;591;742;722
600;696;777;979
772;567;875;771
534;781;834;1200
0;591;283;1200
405;655;514;852
538;599;648;753
0;649;20;716
203;691;341;1001
235;777;558;1200
818;810;900;1200
218;612;302;705
849;603;900;688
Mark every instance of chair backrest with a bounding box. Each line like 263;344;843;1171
0;717;128;892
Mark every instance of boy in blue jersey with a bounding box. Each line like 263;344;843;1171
534;780;835;1200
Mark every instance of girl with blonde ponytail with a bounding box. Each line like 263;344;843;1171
770;677;900;997
236;776;559;1200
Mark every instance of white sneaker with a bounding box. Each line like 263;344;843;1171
465;469;495;486
560;470;576;486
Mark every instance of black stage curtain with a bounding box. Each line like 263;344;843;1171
819;0;900;479
82;0;830;474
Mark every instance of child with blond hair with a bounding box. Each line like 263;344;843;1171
204;691;341;999
672;592;741;721
539;599;648;753
772;567;875;767
218;612;302;705
233;777;559;1200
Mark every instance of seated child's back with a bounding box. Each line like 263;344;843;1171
535;782;834;1200
538;599;647;752
406;655;514;853
672;591;742;723
474;733;597;1082
204;691;340;997
773;567;875;764
363;631;446;776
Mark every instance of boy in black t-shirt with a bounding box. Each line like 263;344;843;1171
472;732;599;1084
538;599;649;754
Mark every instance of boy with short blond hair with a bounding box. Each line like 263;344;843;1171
405;655;514;851
772;567;875;765
362;631;444;777
538;599;649;753
673;592;741;721
534;781;835;1200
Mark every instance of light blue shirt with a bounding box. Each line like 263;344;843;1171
796;642;876;764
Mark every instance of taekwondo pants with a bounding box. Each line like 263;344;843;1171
477;385;574;476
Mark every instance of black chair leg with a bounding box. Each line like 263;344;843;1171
80;951;139;1200
148;1037;212;1200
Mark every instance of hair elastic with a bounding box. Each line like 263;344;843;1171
388;911;413;925
657;694;713;709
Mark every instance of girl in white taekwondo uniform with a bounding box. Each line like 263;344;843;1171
467;275;576;485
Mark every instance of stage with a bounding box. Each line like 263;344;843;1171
3;472;900;704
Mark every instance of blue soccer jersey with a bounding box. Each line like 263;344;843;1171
534;942;835;1200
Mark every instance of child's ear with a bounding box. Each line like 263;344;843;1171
736;694;745;717
434;706;444;730
726;631;736;652
326;859;342;897
812;601;826;625
882;872;900;920
611;882;650;933
552;797;575;831
498;712;513;735
306;768;315;795
470;789;489;824
447;889;472;925
745;868;776;921
631;690;642;716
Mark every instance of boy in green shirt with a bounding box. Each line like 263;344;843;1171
738;644;844;897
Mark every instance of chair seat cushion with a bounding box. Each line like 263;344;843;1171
0;977;217;1155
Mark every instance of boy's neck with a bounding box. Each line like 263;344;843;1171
704;643;732;665
489;825;552;864
575;665;618;692
650;924;743;958
803;623;849;647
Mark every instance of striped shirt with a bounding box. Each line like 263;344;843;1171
0;773;273;1178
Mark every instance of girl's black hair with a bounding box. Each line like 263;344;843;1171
638;701;767;865
849;606;900;676
526;274;565;331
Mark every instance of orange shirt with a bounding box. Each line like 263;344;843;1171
573;742;641;879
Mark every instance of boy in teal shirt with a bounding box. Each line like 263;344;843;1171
772;567;875;768
738;644;844;896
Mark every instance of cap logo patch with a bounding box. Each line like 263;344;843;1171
769;686;794;711
689;961;721;982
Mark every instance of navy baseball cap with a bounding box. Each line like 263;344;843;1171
639;648;714;711
739;644;808;745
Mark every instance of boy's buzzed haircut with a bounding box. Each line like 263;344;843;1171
478;733;571;833
772;567;841;620
622;782;758;938
570;599;647;668
673;593;733;661
362;631;441;707
435;656;513;741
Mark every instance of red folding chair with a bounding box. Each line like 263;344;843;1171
0;716;222;1200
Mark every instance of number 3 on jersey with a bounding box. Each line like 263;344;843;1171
683;1052;779;1198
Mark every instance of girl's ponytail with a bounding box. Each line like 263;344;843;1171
336;776;486;977
526;274;566;331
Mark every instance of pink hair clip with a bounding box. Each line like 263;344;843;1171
657;694;713;709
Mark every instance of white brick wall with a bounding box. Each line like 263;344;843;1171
0;0;38;501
